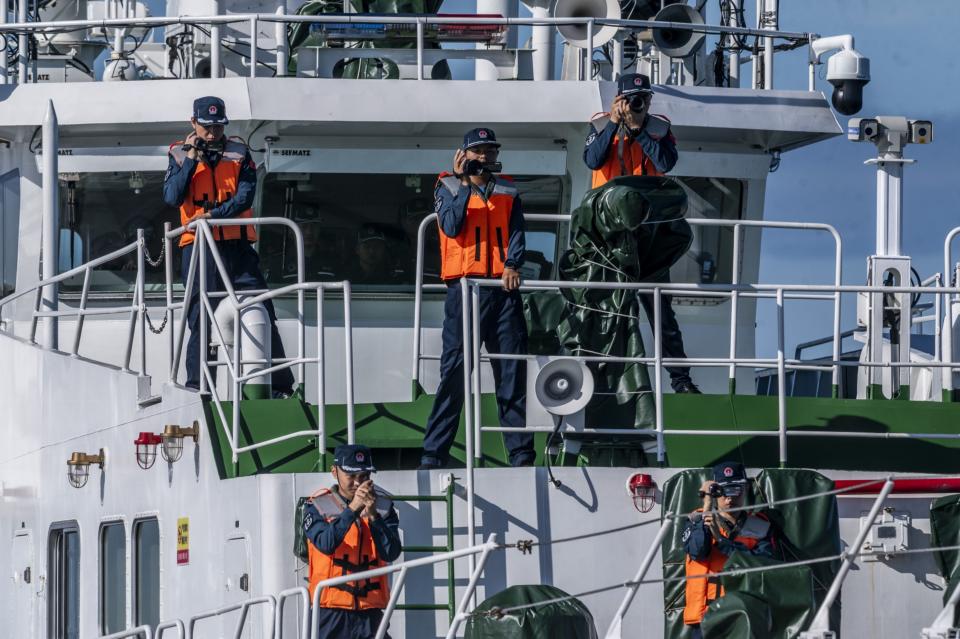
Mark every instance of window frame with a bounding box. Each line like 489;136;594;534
132;516;161;629
0;169;20;298
98;520;127;635
47;520;80;639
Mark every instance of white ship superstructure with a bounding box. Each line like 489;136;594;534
1;2;959;639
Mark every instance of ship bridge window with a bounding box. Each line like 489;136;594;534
0;170;19;298
57;172;176;294
257;173;565;291
48;521;80;639
670;177;744;293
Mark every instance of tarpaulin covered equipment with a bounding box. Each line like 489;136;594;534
465;584;598;639
661;468;841;638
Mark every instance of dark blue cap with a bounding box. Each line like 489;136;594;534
333;444;376;473
193;96;229;126
617;73;654;97
462;127;501;150
713;461;747;485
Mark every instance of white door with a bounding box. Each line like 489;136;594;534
223;535;255;639
12;530;34;638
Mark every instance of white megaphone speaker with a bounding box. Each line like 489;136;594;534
553;0;621;49
652;3;706;58
535;359;595;416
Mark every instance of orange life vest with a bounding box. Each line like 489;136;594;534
306;488;392;611
590;133;664;189
436;173;517;281
683;510;771;625
168;138;257;247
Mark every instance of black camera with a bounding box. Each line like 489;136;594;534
628;94;650;112
699;483;743;499
462;160;502;176
182;137;224;153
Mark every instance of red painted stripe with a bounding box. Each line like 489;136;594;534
834;478;960;494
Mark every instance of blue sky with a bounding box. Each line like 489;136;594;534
753;1;960;358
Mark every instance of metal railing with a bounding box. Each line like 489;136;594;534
184;594;276;639
100;537;498;639
308;533;499;639
164;217;358;462
0;11;819;87
0;233;148;373
412;213;843;400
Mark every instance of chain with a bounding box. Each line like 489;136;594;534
143;241;165;268
144;308;168;335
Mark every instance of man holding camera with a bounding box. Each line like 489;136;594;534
681;461;776;638
583;73;700;394
418;127;535;470
303;444;402;638
163;96;294;397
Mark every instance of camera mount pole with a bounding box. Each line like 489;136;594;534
850;117;931;399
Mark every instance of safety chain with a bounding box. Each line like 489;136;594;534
143;308;168;335
143;241;165;268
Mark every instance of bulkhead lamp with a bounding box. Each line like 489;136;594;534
134;432;163;470
66;449;105;488
626;472;658;513
161;422;200;463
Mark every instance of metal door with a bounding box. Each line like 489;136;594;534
12;530;34;638
223;535;256;639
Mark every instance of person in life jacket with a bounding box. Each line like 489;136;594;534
162;96;293;397
582;74;700;395
681;461;777;639
418;128;535;469
303;444;402;639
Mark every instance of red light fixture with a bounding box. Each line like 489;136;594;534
134;432;163;470
626;473;658;513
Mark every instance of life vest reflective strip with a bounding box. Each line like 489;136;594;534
306;488;391;610
436;173;517;281
169;138;257;247
590;134;664;189
682;510;769;625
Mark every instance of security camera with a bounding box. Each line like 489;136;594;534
811;35;871;116
909;120;933;144
847;117;879;142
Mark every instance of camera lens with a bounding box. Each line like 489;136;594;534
628;95;648;111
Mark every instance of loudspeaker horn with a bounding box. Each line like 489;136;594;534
534;359;595;416
553;0;621;49
652;3;705;58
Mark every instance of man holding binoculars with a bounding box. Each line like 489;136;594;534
418;127;535;470
681;462;777;638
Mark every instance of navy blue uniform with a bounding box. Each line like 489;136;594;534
682;513;776;561
163;146;294;394
421;177;535;468
582;116;694;391
582;117;679;174
303;494;402;639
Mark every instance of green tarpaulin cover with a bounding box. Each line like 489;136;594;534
661;468;841;638
465;584;598;639
930;494;960;624
526;176;691;439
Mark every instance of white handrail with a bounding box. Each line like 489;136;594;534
0;11;812;86
184;595;276;639
801;478;896;636
98;627;153;639
308;534;499;639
